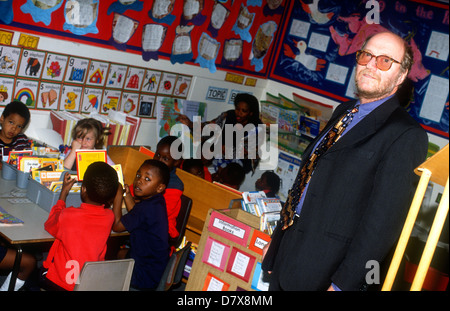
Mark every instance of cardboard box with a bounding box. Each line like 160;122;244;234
108;146;153;186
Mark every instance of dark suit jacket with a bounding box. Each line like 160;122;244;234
262;95;428;291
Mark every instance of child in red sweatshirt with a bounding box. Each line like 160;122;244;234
41;162;119;291
153;136;184;243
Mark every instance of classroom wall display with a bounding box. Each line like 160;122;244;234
0;41;192;121
269;0;449;138
0;0;289;78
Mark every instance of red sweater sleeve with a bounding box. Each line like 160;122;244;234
44;200;66;238
163;188;182;239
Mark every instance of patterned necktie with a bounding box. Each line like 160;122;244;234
280;104;360;230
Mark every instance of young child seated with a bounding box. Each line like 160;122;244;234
41;162;119;291
0;101;31;164
0;247;36;291
153;136;184;242
212;162;245;190
182;158;205;179
112;159;170;290
63;118;113;171
255;171;281;198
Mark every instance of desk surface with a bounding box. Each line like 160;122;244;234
0;177;54;244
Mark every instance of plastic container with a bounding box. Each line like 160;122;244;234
26;178;82;212
1;161;18;180
16;170;31;189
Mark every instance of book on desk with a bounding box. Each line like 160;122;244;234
0;206;24;227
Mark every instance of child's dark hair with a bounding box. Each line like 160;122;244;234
234;93;260;124
262;171;281;194
2;101;31;127
221;162;245;188
182;159;204;172
142;159;170;186
82;162;119;206
72;118;109;149
157;135;183;154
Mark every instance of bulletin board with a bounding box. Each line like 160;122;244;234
269;0;449;138
0;0;290;78
186;208;271;291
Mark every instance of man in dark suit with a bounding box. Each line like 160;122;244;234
262;32;428;291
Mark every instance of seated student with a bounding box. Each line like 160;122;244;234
182;158;205;179
255;171;281;198
153;136;184;241
0;247;36;291
0;101;31;166
112;159;170;290
212;162;245;190
41;162;119;291
63;118;113;171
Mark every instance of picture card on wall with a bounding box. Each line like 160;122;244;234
137;93;155;118
226;247;256;283
0;76;15;106
201;237;230;271
173;75;192;98
14;79;39;108
0;45;21;76
208;210;251;246
42;53;69;82
106;63;128;89
61;84;83;112
81;87;103;113
37;82;61;110
121;92;139;116
64;56;89;84
17;49;46;79
124;67;145;91
202;273;230;291
101;89;122;114
141;69;162;93
157;72;177;95
86;60;109;87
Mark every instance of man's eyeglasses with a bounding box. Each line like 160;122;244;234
356;50;401;71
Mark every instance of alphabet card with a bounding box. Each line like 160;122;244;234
0;76;15;106
141;69;161;93
101;88;122;114
0;45;21;76
61;84;83;112
173;75;191;98
120;92;139;116
64;56;89;85
81;87;103;113
17;49;46;79
137;93;155;118
14;79;38;108
106;63;128;89
157;72;177;95
37;82;62;110
124;66;145;91
86;60;109;87
42;53;69;82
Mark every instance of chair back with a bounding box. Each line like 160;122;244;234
170;195;192;248
73;258;135;291
156;242;192;291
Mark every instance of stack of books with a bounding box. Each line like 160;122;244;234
241;191;281;234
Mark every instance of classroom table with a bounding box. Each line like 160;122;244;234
0;175;128;291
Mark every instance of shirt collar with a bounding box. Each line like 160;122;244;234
355;94;394;119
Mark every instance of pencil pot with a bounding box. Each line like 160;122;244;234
1;161;18;180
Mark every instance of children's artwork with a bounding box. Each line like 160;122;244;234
107;0;144;15
0;0;14;24
63;0;99;35
0;45;20;76
106;63;128;89
20;0;64;26
173;75;191;98
232;4;255;43
141;69;162;93
86;60;109;87
263;0;284;16
61;84;83;112
225;247;256;282
157;72;177;95
14;79;39;108
180;0;207;26
37;82;61;110
64;56;89;84
202;273;230;291
17;49;46;79
101;89;122;114
120;92;139;116
110;13;139;51
207;1;229;38
251;21;277;72
207;210;251;246
137;94;155;118
141;23;167;61
0;77;15;106
81;87;103;113
42;53;69;82
170;25;194;65
221;39;243;67
149;0;176;25
201;237;230;271
195;33;220;73
124;67;145;91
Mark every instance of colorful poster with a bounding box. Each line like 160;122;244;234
61;84;83;112
42;53;69;82
37;81;61;110
0;76;15;106
14;79;39;108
